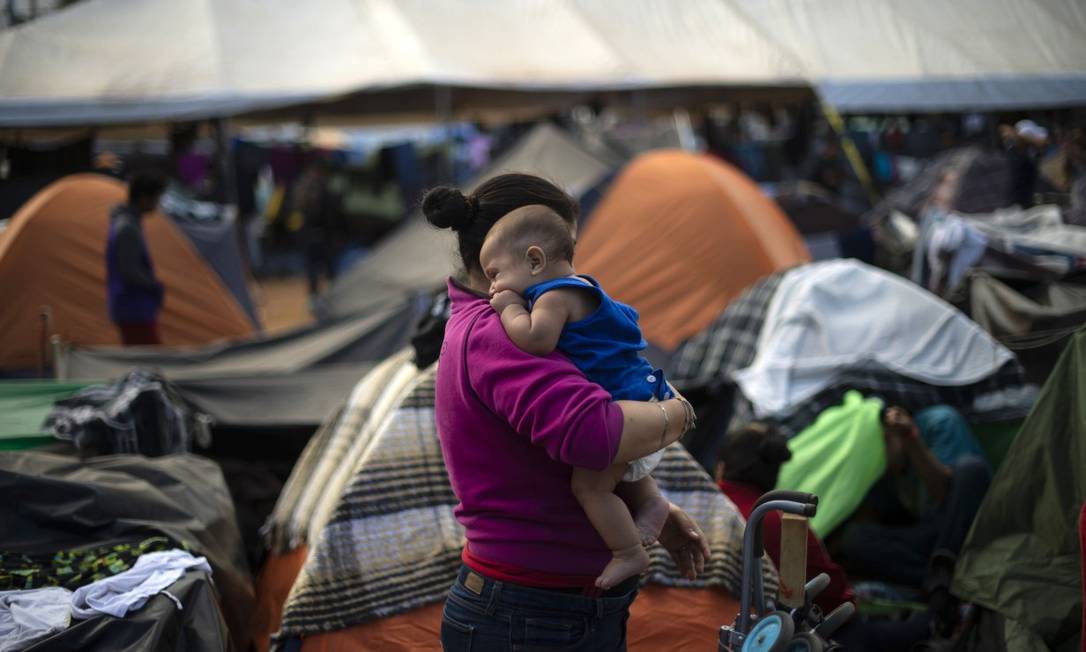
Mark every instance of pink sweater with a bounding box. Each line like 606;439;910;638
436;279;625;576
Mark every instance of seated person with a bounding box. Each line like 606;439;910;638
835;405;991;586
834;404;992;635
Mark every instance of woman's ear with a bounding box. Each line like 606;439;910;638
525;245;548;275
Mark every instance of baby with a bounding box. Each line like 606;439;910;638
480;204;674;590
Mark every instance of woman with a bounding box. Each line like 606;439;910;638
426;174;710;651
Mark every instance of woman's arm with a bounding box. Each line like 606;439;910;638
612;398;692;463
468;316;692;471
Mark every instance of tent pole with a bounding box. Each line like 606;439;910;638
818;100;879;206
212;117;238;206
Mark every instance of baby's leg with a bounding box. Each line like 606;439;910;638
616;476;670;546
571;464;650;590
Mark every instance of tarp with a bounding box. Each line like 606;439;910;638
735;260;1016;418
0;0;804;127
964;271;1086;383
953;329;1086;652
0;452;254;650
0;174;255;370
24;571;231;652
575;150;809;350
322;123;620;319
63;299;416;426
735;0;1086;111
0;381;89;450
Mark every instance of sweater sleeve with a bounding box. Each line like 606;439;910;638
467;317;624;471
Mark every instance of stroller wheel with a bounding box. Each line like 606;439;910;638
742;611;794;652
786;632;825;652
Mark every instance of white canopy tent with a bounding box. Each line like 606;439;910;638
0;0;804;127
735;0;1086;112
0;0;1082;127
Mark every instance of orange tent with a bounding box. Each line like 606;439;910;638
0;174;255;370
577;150;809;350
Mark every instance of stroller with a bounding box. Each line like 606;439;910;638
719;490;856;652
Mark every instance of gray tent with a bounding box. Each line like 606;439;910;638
161;191;261;329
322;123;622;319
62;299;416;427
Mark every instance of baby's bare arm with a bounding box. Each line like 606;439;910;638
498;290;572;356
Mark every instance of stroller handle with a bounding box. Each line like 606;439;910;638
739;499;816;635
753;490;819;510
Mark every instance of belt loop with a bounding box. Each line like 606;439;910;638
485;580;502;615
595;595;604;620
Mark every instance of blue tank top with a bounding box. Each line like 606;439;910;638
522;275;669;402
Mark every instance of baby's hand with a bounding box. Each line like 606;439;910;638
490;290;527;315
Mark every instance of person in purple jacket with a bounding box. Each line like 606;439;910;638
424;174;709;652
106;172;167;345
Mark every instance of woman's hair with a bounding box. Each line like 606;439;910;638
421;173;579;275
718;422;792;492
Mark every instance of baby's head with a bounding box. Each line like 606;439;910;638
478;204;575;297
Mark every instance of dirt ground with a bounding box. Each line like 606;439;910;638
248;276;314;335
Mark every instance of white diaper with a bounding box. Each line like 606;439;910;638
622;448;664;482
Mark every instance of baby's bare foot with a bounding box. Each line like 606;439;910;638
595;544;650;590
634;495;670;546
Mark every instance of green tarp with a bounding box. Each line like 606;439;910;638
776;390;887;537
0;381;90;450
954;329;1086;652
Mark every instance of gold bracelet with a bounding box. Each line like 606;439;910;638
658;402;670;448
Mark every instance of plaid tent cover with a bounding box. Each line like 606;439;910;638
270;359;775;643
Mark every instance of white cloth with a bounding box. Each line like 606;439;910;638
70;550;211;620
734;260;1015;417
0;587;72;652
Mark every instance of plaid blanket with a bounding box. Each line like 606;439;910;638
669;270;1032;440
271;361;774;644
263;349;422;554
671;272;785;387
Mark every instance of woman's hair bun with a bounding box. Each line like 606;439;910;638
423;186;475;231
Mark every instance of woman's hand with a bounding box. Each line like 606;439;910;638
657;502;710;580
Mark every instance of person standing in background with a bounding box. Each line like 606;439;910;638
107;172;167;346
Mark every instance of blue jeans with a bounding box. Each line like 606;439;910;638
837;455;992;587
441;565;639;651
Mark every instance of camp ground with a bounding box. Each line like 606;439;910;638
1;1;1085;651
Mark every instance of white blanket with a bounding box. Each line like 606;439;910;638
0;587;71;652
70;550;211;620
734;260;1015;417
